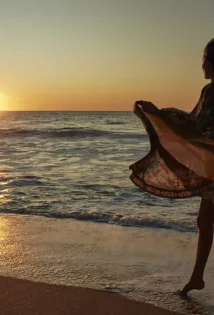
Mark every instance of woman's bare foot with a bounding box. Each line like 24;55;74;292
174;280;205;296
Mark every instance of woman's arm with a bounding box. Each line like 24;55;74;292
190;85;209;116
195;85;214;133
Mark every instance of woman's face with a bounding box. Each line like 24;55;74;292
202;56;213;79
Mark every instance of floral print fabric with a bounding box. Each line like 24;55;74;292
129;83;214;199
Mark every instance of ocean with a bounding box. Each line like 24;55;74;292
0;111;214;314
0;111;200;231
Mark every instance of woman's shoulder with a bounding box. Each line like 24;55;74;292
202;83;214;96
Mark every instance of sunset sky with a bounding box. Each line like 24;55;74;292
0;0;214;111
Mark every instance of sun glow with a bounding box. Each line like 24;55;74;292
0;93;8;111
0;93;19;111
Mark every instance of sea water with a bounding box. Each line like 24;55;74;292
0;111;200;231
0;111;213;314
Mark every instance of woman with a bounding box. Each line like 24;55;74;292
129;38;214;296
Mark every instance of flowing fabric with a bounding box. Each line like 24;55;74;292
129;83;214;199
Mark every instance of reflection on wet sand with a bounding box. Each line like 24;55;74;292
0;215;24;268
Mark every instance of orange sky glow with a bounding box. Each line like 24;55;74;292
1;0;214;111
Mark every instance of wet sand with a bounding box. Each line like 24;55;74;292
0;275;181;315
0;214;212;314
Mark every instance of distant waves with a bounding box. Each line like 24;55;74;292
0;127;146;140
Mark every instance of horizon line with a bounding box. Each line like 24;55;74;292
0;110;133;112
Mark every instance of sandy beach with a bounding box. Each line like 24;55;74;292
0;214;214;314
0;275;180;315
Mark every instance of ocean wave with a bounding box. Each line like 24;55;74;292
0;175;47;188
105;121;126;125
0;209;197;233
0;127;146;140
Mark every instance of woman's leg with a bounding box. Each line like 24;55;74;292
177;197;214;296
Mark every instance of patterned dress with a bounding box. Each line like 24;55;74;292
129;83;214;199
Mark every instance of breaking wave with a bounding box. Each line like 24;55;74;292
0;127;146;140
0;209;197;233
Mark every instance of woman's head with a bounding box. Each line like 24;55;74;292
202;38;214;80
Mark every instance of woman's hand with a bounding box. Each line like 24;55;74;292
134;100;158;115
135;100;151;106
134;101;153;113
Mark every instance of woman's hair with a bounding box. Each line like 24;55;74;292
203;38;214;67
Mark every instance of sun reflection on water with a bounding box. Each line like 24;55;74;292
0;189;12;204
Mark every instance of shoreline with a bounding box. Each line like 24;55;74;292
0;275;181;315
0;214;213;314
